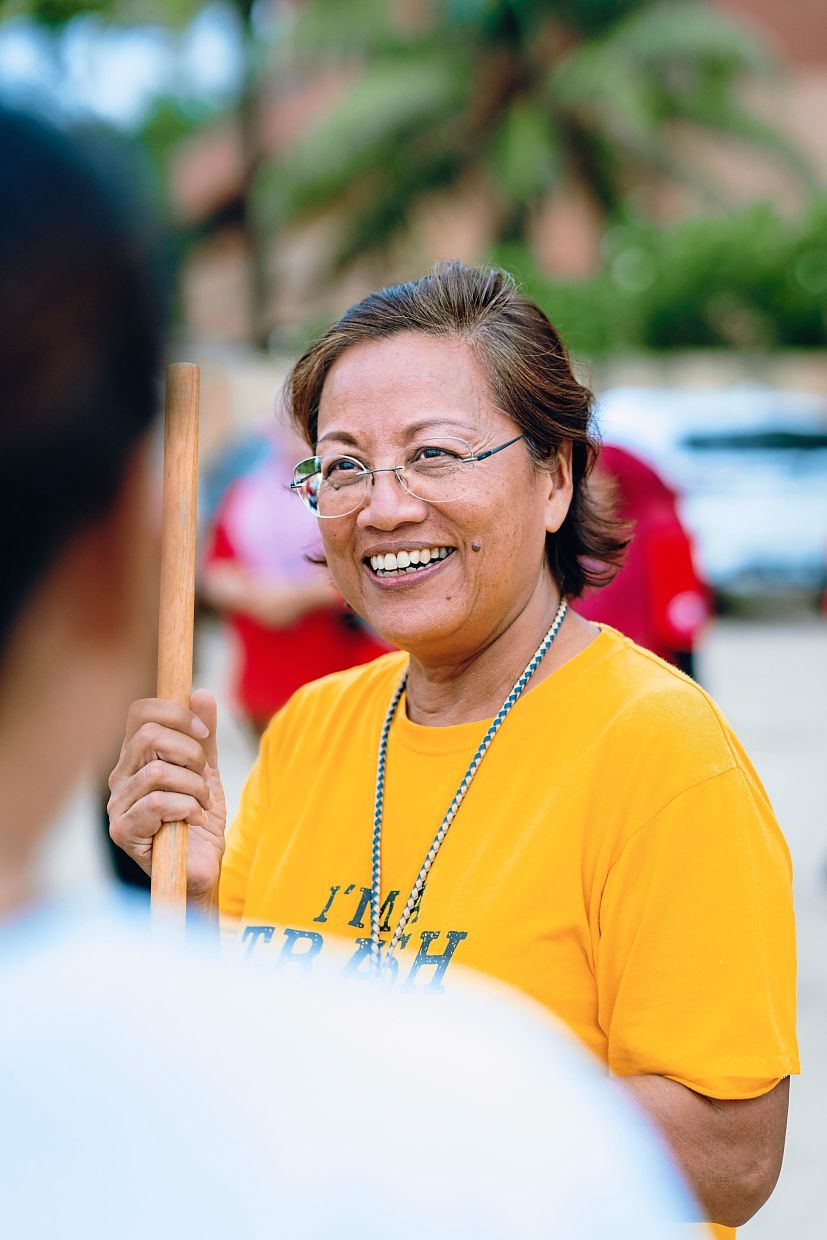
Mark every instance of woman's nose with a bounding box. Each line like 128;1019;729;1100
356;468;428;530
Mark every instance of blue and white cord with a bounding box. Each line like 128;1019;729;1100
370;598;569;973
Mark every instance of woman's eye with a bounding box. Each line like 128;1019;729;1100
324;457;361;479
412;444;460;463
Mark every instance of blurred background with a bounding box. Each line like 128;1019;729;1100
3;2;824;1233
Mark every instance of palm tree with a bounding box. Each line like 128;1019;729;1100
261;0;811;276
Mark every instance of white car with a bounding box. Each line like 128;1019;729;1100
596;385;827;597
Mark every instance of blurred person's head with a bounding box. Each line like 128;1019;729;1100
0;106;168;906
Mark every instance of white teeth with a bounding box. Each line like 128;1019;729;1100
368;546;455;575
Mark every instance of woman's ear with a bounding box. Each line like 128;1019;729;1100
544;441;574;534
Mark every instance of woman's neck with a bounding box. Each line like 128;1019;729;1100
404;578;599;727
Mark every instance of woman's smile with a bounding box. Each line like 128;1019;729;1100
364;544;457;583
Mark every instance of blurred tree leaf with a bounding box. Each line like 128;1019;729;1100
9;0;815;348
0;0;275;346
140;91;223;171
491;199;827;355
608;0;770;70
260;51;470;219
289;0;405;57
0;1;109;23
547;1;812;205
273;0;811;282
0;0;203;29
488;99;562;203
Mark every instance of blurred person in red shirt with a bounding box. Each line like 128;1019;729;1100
201;433;387;733
576;445;711;678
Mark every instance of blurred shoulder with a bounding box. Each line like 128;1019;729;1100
0;900;693;1239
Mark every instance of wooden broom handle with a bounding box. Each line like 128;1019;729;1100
151;363;200;924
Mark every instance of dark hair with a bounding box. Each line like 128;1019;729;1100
285;261;627;598
0;107;169;652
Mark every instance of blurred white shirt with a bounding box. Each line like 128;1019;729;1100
0;899;697;1238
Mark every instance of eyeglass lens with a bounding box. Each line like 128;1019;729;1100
293;437;476;518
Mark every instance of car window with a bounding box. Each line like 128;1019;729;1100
682;430;827;452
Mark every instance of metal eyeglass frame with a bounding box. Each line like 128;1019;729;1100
289;434;526;518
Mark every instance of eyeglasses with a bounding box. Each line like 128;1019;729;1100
290;434;526;519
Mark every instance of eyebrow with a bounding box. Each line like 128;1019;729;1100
317;418;478;449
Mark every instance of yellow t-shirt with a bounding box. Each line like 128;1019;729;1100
221;626;798;1238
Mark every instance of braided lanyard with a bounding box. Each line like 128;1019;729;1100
370;598;569;974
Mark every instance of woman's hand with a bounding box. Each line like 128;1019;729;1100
108;688;227;907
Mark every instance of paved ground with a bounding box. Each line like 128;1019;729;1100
41;615;826;1236
698;620;826;1238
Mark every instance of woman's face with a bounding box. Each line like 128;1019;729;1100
315;332;573;662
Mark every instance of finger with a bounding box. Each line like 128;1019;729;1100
125;697;210;746
191;688;219;768
106;825;153;878
119;791;207;839
119;722;208;780
109;759;212;820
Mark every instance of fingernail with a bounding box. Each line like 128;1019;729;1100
192;718;209;739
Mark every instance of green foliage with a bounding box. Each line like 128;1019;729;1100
491;201;827;354
0;1;108;24
266;52;470;215
8;0;817;352
258;40;474;269
444;0;652;42
139;92;223;177
276;0;810;277
0;0;203;29
541;1;658;36
289;0;405;56
488;99;562;202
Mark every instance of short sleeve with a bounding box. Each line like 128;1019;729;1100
597;765;799;1099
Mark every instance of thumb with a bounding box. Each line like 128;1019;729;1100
191;688;219;768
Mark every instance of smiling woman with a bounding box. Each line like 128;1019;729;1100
109;262;798;1237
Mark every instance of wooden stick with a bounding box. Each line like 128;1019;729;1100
151;363;200;925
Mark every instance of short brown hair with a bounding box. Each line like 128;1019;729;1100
285;261;627;598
